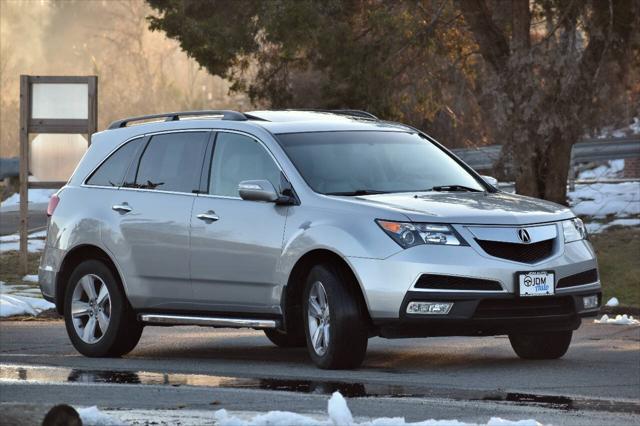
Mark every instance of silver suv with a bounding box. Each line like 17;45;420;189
39;110;601;369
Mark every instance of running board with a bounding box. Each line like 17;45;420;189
139;314;278;329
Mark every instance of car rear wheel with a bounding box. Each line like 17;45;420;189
303;263;368;369
64;259;143;357
263;328;306;348
509;331;572;359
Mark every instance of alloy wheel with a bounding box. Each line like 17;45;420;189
71;274;111;344
307;281;330;356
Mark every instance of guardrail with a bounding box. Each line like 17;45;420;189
452;136;640;171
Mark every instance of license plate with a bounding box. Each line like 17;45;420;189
518;271;554;297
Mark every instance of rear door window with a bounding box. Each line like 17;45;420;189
86;137;144;187
131;132;209;193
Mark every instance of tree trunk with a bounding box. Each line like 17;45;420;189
540;135;574;205
512;133;573;205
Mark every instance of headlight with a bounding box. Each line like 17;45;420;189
376;220;465;248
563;218;588;243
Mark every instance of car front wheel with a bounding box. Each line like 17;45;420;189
509;331;572;359
303;263;368;369
64;259;143;357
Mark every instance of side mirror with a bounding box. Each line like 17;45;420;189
238;180;279;202
481;175;498;187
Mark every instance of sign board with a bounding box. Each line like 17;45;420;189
19;75;98;273
32;83;89;119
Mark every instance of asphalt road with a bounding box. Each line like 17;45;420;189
1;320;638;425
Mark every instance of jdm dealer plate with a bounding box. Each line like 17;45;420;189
517;271;555;297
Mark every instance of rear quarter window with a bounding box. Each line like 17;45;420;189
85;137;144;187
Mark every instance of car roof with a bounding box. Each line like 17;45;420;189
103;110;411;137
246;110;409;134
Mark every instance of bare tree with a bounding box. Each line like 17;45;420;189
457;0;638;203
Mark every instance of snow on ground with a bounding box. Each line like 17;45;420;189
0;282;43;297
605;297;620;307
73;393;545;426
22;274;39;283
0;281;53;318
76;406;122;426
577;160;625;180
585;218;640;234
0;189;55;209
0;230;47;253
211;392;543;426
594;314;640;325
0;294;54;317
596;117;640;138
568;182;640;218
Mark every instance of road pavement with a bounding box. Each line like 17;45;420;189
0;319;638;425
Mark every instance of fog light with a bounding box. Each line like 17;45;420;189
583;295;599;309
407;301;453;315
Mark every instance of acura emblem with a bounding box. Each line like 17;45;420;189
518;228;531;243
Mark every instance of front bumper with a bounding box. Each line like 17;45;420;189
375;289;600;338
347;239;600;324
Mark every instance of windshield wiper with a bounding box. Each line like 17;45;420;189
429;185;483;192
325;189;389;196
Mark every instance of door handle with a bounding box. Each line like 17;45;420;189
197;211;219;222
112;204;132;213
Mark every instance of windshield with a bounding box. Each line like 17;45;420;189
276;131;486;195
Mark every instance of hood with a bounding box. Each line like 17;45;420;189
348;191;573;225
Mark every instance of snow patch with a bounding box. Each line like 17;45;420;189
594;314;640;325
213;392;543;426
568;182;639;218
0;294;54;317
577;160;624;180
327;392;354;425
0;230;47;253
0;189;55;208
0;280;53;317
22;274;39;283
605;297;619;307
585;218;640;234
76;406;122;426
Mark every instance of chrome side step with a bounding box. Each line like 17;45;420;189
139;314;278;329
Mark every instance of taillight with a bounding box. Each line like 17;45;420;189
47;194;60;217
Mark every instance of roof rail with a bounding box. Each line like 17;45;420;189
293;109;379;120
107;110;248;130
329;109;379;120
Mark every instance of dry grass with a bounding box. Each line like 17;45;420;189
590;227;640;308
0;251;41;284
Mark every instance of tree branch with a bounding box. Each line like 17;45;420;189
455;0;510;72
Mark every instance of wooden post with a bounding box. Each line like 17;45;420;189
19;75;30;275
87;76;98;144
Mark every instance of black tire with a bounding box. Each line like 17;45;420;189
303;263;368;369
509;331;572;359
64;259;143;357
264;328;306;348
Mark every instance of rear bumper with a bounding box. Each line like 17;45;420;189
38;245;65;305
374;289;601;338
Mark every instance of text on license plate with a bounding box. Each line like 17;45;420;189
518;271;554;297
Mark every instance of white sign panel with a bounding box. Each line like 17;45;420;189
31;83;88;120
